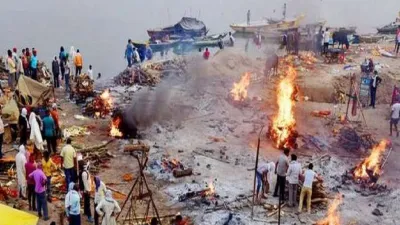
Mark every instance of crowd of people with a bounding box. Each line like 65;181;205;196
4;47;38;90
256;148;323;214
124;39;153;68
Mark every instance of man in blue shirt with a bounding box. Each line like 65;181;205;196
30;50;38;80
43;109;57;154
124;39;134;67
65;182;81;225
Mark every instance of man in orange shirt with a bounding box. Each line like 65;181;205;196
74;49;83;76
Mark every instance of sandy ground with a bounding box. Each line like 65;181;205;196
2;41;400;225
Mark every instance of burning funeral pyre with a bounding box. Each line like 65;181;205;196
178;181;217;205
230;72;251;101
110;116;123;137
267;65;299;149
342;140;390;191
83;89;113;118
353;140;388;183
315;194;343;225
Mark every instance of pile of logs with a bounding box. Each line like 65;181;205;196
113;58;187;86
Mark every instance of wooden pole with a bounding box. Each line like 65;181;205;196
345;74;354;121
251;125;265;219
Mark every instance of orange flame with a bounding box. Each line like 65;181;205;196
230;72;251;101
353;140;387;179
100;89;113;108
205;181;215;196
269;65;297;148
110;117;123;137
316;194;342;225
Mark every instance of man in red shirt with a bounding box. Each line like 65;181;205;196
203;48;210;60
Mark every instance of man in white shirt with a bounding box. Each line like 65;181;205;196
323;28;330;54
287;154;301;207
298;163;322;213
80;161;94;223
256;161;275;203
229;32;235;47
390;100;400;137
87;65;93;80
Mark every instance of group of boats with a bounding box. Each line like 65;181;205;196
136;10;400;54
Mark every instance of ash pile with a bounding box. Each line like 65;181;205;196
337;126;376;152
113;58;187;86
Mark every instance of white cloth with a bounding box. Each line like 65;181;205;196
392;103;400;119
303;169;316;188
323;31;331;43
133;50;139;62
29;112;43;150
87;69;93;80
96;191;121;225
372;75;378;88
16;145;27;188
82;170;92;192
287;161;302;184
95;181;107;204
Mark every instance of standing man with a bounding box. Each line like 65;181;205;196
273;148;290;200
59;46;67;80
50;103;60;144
12;48;21;82
396;26;400;56
64;63;71;92
247;10;251;25
87;65;94;80
287;154;301;207
65;182;81;225
80;161;94;223
7;50;16;89
42;151;57;202
323;28;330;54
228;32;235;47
74;49;83;76
94;176;107;225
61;138;77;186
21;49;29;75
125;39;134;67
43;110;57;154
30;50;38;80
29;163;49;220
370;70;382;108
52;56;60;88
96;190;121;225
25;155;37;211
16;145;27;199
298;163;322;214
390;100;400;137
0;108;4;159
18;108;29;145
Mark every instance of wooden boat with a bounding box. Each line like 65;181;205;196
230;15;304;33
147;17;207;39
329;26;357;35
377;22;399;34
194;32;227;41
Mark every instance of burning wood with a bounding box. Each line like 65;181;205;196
84;89;113;118
353;140;388;182
315;194;343;225
267;65;299;149
230;72;251;101
110;116;123;137
178;182;216;202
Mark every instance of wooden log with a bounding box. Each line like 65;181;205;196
267;203;286;217
123;144;150;153
79;140;114;153
173;168;193;178
311;198;328;203
107;186;127;197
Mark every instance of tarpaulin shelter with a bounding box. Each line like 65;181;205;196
173;17;207;36
0;203;39;225
15;75;53;107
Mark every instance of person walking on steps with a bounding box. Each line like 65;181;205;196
273;148;290;201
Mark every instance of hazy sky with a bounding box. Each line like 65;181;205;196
0;0;398;77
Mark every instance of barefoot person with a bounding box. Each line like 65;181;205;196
390;100;400;137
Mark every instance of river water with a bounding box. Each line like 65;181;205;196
0;0;398;77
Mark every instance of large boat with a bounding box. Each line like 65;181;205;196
147;17;207;39
230;15;304;33
377;22;400;34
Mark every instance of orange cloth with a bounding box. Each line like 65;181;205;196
74;53;83;67
50;109;59;128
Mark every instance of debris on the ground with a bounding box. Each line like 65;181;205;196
62;125;90;138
